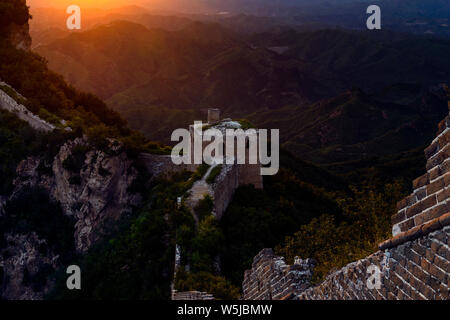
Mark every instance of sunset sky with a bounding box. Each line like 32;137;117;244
27;0;210;11
28;0;142;8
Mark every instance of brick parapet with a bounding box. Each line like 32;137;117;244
242;112;450;300
296;226;449;300
393;112;450;236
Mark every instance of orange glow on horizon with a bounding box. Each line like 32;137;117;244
28;0;143;9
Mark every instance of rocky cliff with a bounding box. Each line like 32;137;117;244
0;137;143;299
12;137;142;253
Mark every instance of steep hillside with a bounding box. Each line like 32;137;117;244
35;20;324;113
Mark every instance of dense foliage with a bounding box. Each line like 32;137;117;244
48;172;191;299
276;182;403;283
0;187;75;262
0;109;81;194
0;0;30;33
174;193;241;299
219;149;410;287
206;165;222;184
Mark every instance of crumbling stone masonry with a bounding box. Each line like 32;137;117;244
392;113;450;236
172;290;214;300
242;249;316;300
242;109;450;300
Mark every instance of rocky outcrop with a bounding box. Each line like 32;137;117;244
1;137;144;299
0;233;59;300
12;137;142;252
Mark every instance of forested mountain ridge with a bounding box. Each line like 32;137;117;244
0;2;449;300
35;19;449;178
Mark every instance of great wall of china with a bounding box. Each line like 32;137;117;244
242;106;450;300
3;76;448;300
0;82;55;132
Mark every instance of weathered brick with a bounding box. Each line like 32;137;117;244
420;257;432;273
414;213;425;226
392;210;406;225
426;150;448;171
424;141;440;160
397;198;407;211
423;203;448;223
427;178;445;195
413;173;429;190
421;217;442;235
437;187;450;202
406;201;422;218
438;129;450;149
429;277;442;292
436;116;450;135
436;244;450;261
399;218;415;232
428;166;442;181
422;195;437;211
429;264;446;281
406;194;417;207
433;256;450;274
419;283;434;299
439;284;449;300
442;159;450;175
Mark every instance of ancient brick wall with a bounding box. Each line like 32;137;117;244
172;290;214;300
0;84;55;132
392;113;450;236
211;164;239;220
296;225;449;300
242;249;316;300
243;224;449;300
242;110;450;300
139;153;197;179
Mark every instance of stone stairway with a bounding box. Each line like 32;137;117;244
185;164;216;224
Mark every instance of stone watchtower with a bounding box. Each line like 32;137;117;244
207;108;220;124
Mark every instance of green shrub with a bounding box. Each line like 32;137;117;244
175;268;240;300
0;187;75;261
0;0;30;33
275;182;403;283
206;165;222;184
194;195;214;222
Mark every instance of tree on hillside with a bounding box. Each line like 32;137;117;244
0;0;30;32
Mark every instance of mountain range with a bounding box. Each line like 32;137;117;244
34;19;450;169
